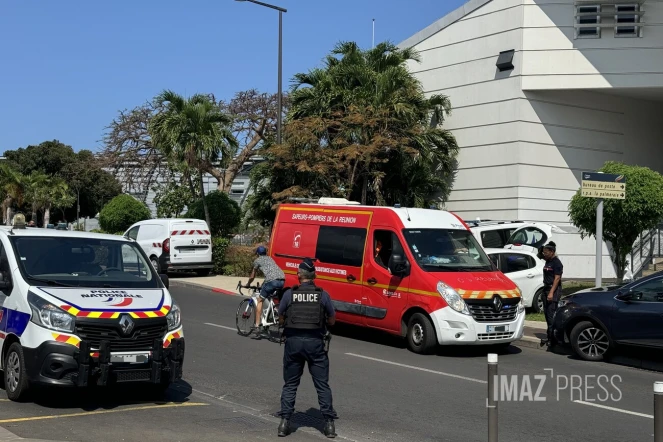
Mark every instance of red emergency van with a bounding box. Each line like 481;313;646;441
268;198;526;354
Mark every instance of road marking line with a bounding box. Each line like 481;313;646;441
574;400;653;419
345;353;487;384
0;402;208;424
204;322;236;331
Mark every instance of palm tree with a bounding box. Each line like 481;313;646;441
0;164;25;225
149;90;236;228
24;171;50;224
288;41;458;205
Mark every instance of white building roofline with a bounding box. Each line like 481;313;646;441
397;0;493;49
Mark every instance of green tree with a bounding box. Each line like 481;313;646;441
99;194;151;233
153;181;194;218
4;141;122;219
0;164;25;225
248;41;459;226
24;171;50;223
185;190;241;238
149;90;237;229
568;161;663;278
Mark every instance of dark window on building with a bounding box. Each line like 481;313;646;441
315;226;367;267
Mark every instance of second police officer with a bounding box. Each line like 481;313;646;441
277;258;338;438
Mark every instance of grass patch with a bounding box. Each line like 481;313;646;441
525;281;596;321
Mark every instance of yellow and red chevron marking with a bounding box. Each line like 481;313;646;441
51;333;81;347
163;330;183;348
456;289;521;299
60;305;171;319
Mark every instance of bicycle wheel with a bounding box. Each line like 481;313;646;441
236;298;255;336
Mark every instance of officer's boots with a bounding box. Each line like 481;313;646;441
278;418;291;437
324;419;336;438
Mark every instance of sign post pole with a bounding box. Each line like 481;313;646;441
580;171;626;288
596;197;603;288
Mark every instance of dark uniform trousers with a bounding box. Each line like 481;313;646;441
542;285;561;342
280;334;337;421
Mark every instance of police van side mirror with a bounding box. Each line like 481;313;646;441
388;254;410;278
159;274;169;289
0;278;12;292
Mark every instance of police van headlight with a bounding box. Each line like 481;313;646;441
167;303;181;331
437;281;470;315
27;292;75;333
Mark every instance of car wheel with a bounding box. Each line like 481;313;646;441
406;313;437;355
4;342;30;402
150;257;160;274
569;321;610;361
532;289;545;313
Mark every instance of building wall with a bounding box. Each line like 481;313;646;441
403;0;663;278
405;0;527;221
521;0;663;90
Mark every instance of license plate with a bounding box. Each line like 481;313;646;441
487;325;509;333
110;352;150;364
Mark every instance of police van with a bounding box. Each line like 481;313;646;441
0;216;184;401
268;198;526;354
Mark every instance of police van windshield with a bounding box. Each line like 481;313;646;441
402;229;495;272
9;236;160;288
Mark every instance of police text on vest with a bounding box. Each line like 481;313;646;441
293;293;319;302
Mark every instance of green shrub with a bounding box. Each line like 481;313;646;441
186;191;241;238
222;245;256;277
99;194;151;234
212;237;231;275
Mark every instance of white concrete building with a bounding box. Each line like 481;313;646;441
399;0;663;279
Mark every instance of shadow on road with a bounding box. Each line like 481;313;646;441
0;379;194;411
330;323;524;358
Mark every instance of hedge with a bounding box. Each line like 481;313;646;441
186;191;241;238
99;194;151;233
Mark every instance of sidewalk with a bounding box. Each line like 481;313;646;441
171;275;548;350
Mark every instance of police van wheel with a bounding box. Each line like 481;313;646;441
406;313;437;354
4;343;30;402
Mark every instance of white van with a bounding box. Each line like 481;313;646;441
0;223;184;401
124;219;213;276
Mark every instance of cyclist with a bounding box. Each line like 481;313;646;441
245;245;285;335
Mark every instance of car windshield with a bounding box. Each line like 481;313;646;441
402;229;495;272
9;236;159;288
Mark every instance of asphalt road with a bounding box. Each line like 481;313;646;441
1;283;663;442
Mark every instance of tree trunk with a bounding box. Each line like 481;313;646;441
186;172;197;199
361;176;368;205
44;205;51;228
31;204;38;224
199;171;212;231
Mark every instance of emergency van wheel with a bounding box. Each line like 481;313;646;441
406;313;437;354
4;343;30;402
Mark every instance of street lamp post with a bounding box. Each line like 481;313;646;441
235;0;286;144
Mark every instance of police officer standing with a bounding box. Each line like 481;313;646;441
539;241;563;348
277;258;338;438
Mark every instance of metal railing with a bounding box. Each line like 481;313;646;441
629;223;663;280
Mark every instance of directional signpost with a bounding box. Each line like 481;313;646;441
580;171;627;287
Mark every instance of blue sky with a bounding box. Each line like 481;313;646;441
0;0;465;153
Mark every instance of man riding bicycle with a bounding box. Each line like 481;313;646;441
245;245;285;335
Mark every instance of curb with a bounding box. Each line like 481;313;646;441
171;280;243;297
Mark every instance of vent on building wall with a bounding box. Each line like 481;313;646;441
574;1;644;39
496;49;515;72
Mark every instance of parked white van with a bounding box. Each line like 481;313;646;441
124;219;213;276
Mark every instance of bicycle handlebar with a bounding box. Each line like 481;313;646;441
236;280;261;296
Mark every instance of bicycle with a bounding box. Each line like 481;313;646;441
235;280;283;343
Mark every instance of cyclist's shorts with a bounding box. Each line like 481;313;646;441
259;279;285;299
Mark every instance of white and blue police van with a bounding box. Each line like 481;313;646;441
0;216;184;401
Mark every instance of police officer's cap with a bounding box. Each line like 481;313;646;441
299;258;315;273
